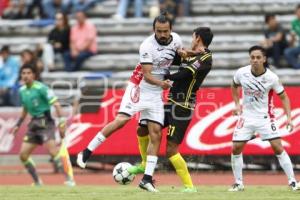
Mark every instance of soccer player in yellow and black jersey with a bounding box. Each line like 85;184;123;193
128;27;213;192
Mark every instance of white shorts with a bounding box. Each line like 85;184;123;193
232;116;281;142
118;82;164;126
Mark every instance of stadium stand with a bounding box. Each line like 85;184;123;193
0;0;299;100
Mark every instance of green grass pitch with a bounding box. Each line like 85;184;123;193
0;186;299;200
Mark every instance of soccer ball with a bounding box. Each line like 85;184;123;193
112;162;135;185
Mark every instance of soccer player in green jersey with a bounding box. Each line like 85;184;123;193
11;64;75;186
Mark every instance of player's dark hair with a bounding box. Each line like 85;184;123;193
248;45;269;68
193;27;213;47
248;45;266;56
21;63;37;74
152;11;172;30
265;13;275;23
296;4;300;10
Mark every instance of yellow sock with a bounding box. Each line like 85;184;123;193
137;135;149;168
169;153;193;188
54;142;74;180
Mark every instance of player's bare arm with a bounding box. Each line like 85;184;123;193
231;80;242;115
177;47;205;59
142;63;171;89
278;91;293;132
11;106;28;136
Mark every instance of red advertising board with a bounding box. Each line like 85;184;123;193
1;87;300;156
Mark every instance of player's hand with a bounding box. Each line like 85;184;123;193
10;126;19;137
177;48;188;59
232;105;242;116
286;121;294;132
160;80;172;90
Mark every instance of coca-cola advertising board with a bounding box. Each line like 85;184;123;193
1;87;300;156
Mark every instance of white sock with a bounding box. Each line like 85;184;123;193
231;154;243;185
144;155;158;176
276;150;296;184
87;132;106;151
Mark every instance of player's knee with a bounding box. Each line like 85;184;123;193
166;141;178;157
19;152;29;162
272;145;284;155
270;139;284;155
232;144;243;155
137;126;148;136
166;146;177;158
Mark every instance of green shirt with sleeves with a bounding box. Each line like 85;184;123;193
291;18;300;37
19;81;57;117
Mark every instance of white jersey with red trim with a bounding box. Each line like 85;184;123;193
138;32;183;93
233;65;284;118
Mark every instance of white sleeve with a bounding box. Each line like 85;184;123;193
139;42;153;64
272;75;284;94
233;69;241;85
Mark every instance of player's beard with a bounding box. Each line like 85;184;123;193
155;35;172;45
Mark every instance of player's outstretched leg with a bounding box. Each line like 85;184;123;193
77;132;106;168
77;114;130;168
76;133;104;169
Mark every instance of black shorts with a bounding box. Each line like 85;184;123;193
164;103;193;144
24;117;56;145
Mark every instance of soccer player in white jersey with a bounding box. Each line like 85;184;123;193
76;13;182;191
229;45;299;192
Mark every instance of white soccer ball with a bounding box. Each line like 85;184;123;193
112;162;135;185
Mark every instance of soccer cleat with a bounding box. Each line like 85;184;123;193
139;179;159;192
289;181;300;191
181;187;197;193
76;152;86;169
31;179;43;187
127;164;145;175
228;183;244;192
64;180;76;187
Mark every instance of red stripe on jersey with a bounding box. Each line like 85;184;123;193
268;89;275;119
129;63;143;85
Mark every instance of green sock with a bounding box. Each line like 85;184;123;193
23;158;40;184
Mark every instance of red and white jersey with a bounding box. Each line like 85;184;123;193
233;65;284;118
139;32;183;93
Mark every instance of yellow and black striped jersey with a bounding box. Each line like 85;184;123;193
165;49;212;110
